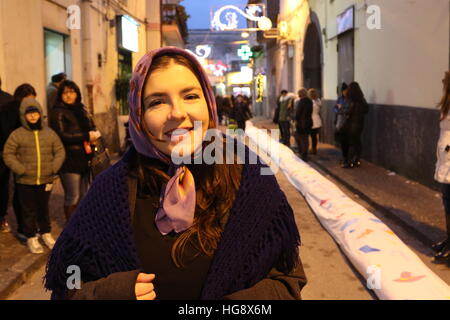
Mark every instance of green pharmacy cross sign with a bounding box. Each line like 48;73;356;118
237;45;253;60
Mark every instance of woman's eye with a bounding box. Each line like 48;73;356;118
185;94;199;100
148;100;163;107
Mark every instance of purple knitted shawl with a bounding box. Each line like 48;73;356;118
44;147;300;300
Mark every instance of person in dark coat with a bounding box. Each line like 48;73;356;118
0;83;37;235
0;77;13;232
230;94;252;131
294;88;313;162
221;95;233;125
215;95;224;125
0;77;13;108
49;80;100;222
340;82;369;168
276;90;294;146
46;72;67;113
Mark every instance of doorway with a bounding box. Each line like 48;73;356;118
302;22;322;95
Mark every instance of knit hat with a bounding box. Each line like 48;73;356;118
128;47;219;235
25;106;40;114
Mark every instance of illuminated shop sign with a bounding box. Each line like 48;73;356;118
336;6;354;35
237;45;253;61
117;15;139;52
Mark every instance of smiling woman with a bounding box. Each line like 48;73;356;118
142;54;210;157
45;47;307;301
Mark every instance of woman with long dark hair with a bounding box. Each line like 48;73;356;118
433;70;450;265
44;47;306;300
49;80;100;222
341;82;369;168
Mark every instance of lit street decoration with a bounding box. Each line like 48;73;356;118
237;45;253;61
194;45;211;59
211;4;272;32
279;21;289;38
205;61;228;77
186;45;212;60
255;73;266;102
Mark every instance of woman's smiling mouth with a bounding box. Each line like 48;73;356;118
165;127;194;142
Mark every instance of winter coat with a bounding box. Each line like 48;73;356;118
231;102;252;122
3;98;65;185
44;147;306;300
49;102;95;174
0;90;13;108
295;97;313;134
345;99;369;133
435;114;450;183
311;98;323;129
46;83;58;112
278;96;293;122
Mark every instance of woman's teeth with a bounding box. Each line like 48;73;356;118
169;128;192;141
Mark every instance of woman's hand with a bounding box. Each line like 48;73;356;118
89;131;97;142
135;273;156;300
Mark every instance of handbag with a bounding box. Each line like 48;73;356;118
335;111;349;132
89;136;111;180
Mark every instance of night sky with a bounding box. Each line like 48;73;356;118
183;0;250;30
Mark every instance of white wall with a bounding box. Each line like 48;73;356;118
0;0;46;107
309;0;450;108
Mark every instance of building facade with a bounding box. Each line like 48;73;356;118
0;0;186;152
257;0;450;189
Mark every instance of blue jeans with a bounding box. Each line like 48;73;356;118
59;173;90;206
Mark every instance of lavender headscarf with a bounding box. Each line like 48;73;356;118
128;47;218;235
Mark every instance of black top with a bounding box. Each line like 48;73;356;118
295;97;313;134
49;103;95;173
0;90;13;109
0;100;21;151
132;193;212;300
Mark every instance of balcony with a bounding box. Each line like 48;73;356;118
162;3;188;47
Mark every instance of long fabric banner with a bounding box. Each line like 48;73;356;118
245;121;450;300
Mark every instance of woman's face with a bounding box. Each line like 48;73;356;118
142;61;210;157
61;86;77;105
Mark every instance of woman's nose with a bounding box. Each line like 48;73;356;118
167;100;187;121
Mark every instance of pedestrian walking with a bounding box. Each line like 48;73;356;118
45;47;306;300
433;70;450;265
221;95;233;125
308;88;322;155
276;90;294;146
46;72;66;113
340;82;369;168
215;95;224;125
294;89;313;161
49;80;100;222
230;94;252;131
3;97;65;253
0;84;37;235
